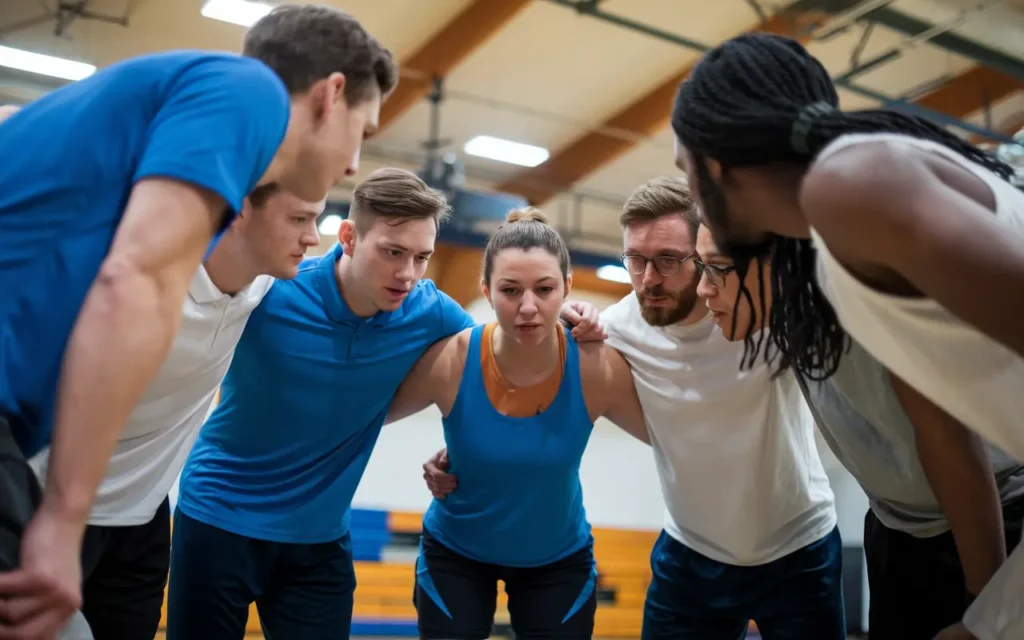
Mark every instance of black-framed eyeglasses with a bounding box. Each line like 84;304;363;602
620;252;697;277
693;258;735;288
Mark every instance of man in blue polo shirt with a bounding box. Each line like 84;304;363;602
169;168;605;639
0;6;396;637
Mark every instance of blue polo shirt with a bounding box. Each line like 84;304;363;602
0;50;290;456
177;243;475;544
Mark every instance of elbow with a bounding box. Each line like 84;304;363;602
89;255;178;328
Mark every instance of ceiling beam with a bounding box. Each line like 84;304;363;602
379;0;533;131
913;66;1021;127
499;3;1022;205
496;9;829;205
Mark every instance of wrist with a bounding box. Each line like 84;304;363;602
38;487;92;533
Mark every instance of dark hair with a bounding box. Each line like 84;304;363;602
672;32;1017;380
482;208;571;286
619;176;700;236
243;4;398;105
247;183;279;209
349;168;450;232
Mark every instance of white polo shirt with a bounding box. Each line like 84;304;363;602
31;266;274;527
603;294;836;566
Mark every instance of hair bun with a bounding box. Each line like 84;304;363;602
505;207;548;225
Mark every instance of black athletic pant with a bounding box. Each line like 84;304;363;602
864;496;1024;640
414;529;597;640
79;496;171;640
0;416;93;639
0;416;41;574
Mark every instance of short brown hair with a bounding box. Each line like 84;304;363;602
243;4;398;105
619;177;699;237
349;168;450;232
247;183;279;209
482;207;571;286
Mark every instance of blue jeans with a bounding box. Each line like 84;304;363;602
642;526;845;639
167;508;356;640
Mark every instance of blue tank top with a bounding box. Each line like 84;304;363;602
423;325;594;567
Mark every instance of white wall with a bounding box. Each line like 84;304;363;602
355;409;666;529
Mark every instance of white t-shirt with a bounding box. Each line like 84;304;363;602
31;266;274;527
811;131;1024;639
602;294;836;566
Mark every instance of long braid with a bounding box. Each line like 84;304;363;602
672;32;1016;379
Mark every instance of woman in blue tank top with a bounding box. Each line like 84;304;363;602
388;208;647;640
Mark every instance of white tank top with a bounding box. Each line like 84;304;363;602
811;132;1024;462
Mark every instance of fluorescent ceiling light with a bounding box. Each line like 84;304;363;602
201;0;273;28
0;45;95;81
464;135;549;168
596;265;631;284
318;214;343;236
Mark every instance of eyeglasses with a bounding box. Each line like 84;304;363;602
693;258;735;288
620;252;697;277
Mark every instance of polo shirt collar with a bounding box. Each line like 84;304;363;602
189;264;228;304
189;264;268;305
316;243;405;326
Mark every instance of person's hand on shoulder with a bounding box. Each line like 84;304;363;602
423;448;456;499
560;300;607;343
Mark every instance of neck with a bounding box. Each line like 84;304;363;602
492;323;560;382
204;233;262;295
335;253;378;318
749;164;812;239
675;303;709;327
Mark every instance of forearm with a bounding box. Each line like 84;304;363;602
898;374;1006;594
924;435;1006;595
42;265;183;529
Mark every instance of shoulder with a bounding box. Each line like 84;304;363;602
418;326;474;376
577;339;627;386
803;137;927;215
601;294;639;337
408;279;474;335
153;51;289;128
166;51;284;92
801;136;937;258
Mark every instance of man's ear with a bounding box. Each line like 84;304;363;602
339;219;356;255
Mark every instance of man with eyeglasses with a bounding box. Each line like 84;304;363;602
424;176;842;638
596;176;843;639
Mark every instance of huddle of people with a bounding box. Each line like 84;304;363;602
0;4;1021;640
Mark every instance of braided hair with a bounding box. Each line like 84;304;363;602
672;32;1016;380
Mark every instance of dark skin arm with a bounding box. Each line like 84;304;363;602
890;373;1006;597
800;139;1024;360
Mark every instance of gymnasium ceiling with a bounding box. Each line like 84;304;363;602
2;0;1023;260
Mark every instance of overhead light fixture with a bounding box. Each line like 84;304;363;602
596;264;631;284
200;0;274;28
318;214;343;236
0;45;95;81
464;135;549;168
